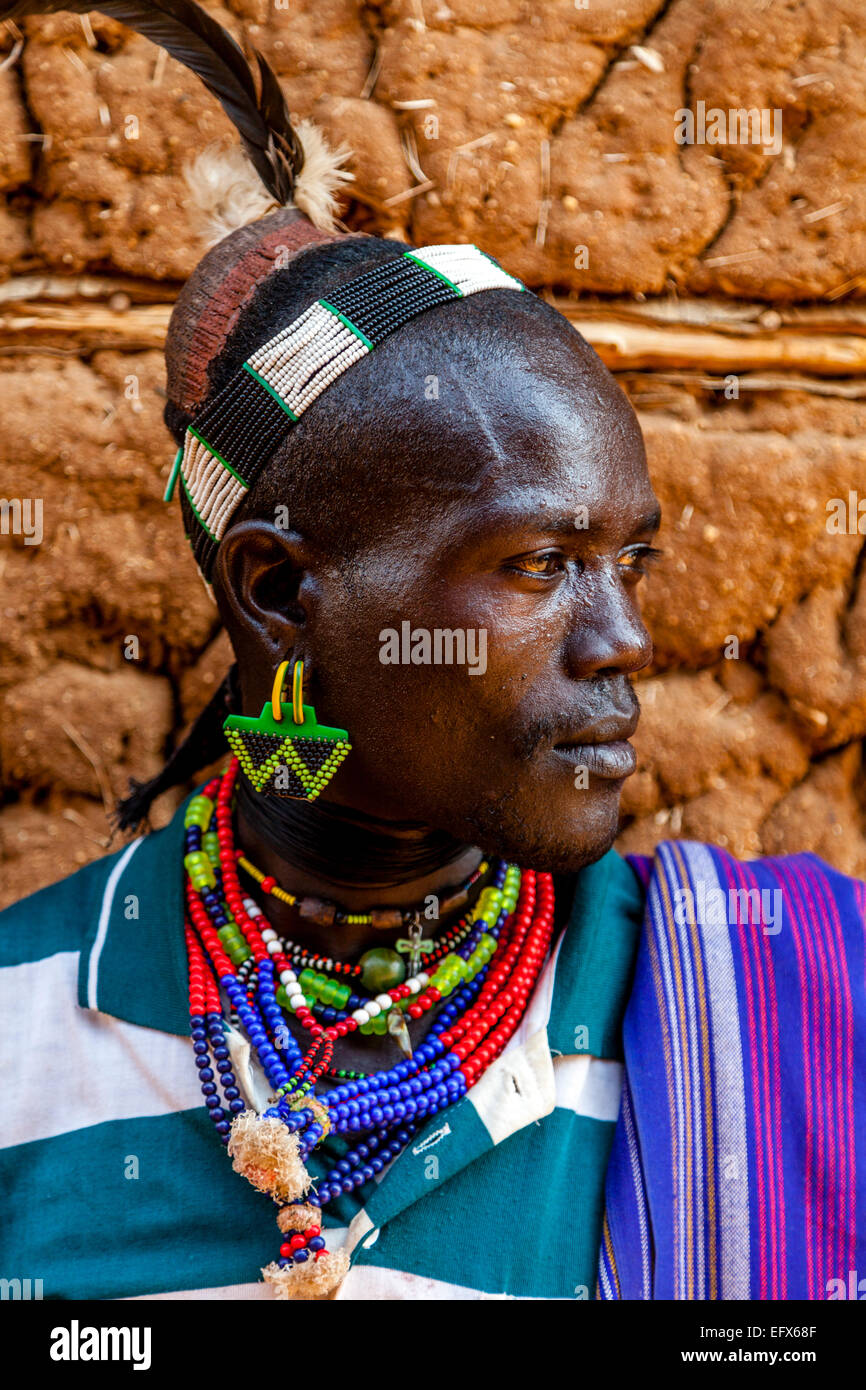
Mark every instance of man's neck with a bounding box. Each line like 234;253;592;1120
234;803;485;960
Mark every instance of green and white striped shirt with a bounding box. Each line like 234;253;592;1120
0;793;644;1300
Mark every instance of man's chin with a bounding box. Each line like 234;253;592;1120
463;781;624;875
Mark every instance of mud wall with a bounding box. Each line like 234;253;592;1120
1;0;864;906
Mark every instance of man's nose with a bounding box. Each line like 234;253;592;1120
563;568;654;679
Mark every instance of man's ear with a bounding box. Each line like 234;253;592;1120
212;519;320;682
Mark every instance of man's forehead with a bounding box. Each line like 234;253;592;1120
453;483;661;540
432;348;647;473
367;326;655;545
445;388;656;532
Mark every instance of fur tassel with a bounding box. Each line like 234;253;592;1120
277;1202;322;1235
262;1247;350;1300
227;1111;310;1202
185;120;353;247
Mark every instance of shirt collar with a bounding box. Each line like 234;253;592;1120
349;848;637;1238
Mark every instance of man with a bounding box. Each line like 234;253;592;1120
1;0;864;1301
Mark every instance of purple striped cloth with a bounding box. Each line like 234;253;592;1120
598;840;866;1300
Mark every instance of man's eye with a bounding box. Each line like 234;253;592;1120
508;553;566;577
618;545;664;577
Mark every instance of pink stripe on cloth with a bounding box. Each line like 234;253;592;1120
767;863;819;1298
790;864;838;1299
725;856;785;1298
798;860;856;1293
720;857;771;1296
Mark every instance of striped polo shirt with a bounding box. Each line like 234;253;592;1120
0;793;644;1300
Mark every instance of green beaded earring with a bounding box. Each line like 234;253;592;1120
223;659;351;801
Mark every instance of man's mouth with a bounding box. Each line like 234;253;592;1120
551;715;639;780
551;740;637;778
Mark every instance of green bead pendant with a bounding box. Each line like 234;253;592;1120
359;946;407;993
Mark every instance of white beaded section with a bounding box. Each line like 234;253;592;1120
181;432;247;541
246;301;320;369
183;245;521;569
248;301;371;419
409;244;523;297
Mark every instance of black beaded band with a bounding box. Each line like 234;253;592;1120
173;244;524;580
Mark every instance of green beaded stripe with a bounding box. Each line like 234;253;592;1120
402;252;464;294
241;363;300;419
187;427;250;489
317;301;375;351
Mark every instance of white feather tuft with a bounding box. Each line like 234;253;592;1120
183;120;354;249
291;118;354;230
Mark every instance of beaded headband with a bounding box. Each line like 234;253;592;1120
165;243;525;580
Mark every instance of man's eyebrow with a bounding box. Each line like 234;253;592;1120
633;505;662;535
458;498;663;542
540;504;662;536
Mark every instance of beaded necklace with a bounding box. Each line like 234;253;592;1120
228;890;499;1068
235;846;493;1002
236;846;489;927
183;758;556;1298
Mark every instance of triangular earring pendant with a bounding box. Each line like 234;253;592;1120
223;659;351;801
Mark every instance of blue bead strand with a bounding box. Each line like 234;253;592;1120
189;1010;245;1145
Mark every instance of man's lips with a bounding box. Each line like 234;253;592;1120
550;714;640;780
551;740;637;779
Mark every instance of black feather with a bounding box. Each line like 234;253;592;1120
255;49;303;199
0;0;304;203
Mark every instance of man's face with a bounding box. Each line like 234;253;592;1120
308;338;659;874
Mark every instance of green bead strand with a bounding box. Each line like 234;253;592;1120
184;795;214;831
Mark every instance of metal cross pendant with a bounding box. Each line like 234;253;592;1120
395;912;434;976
